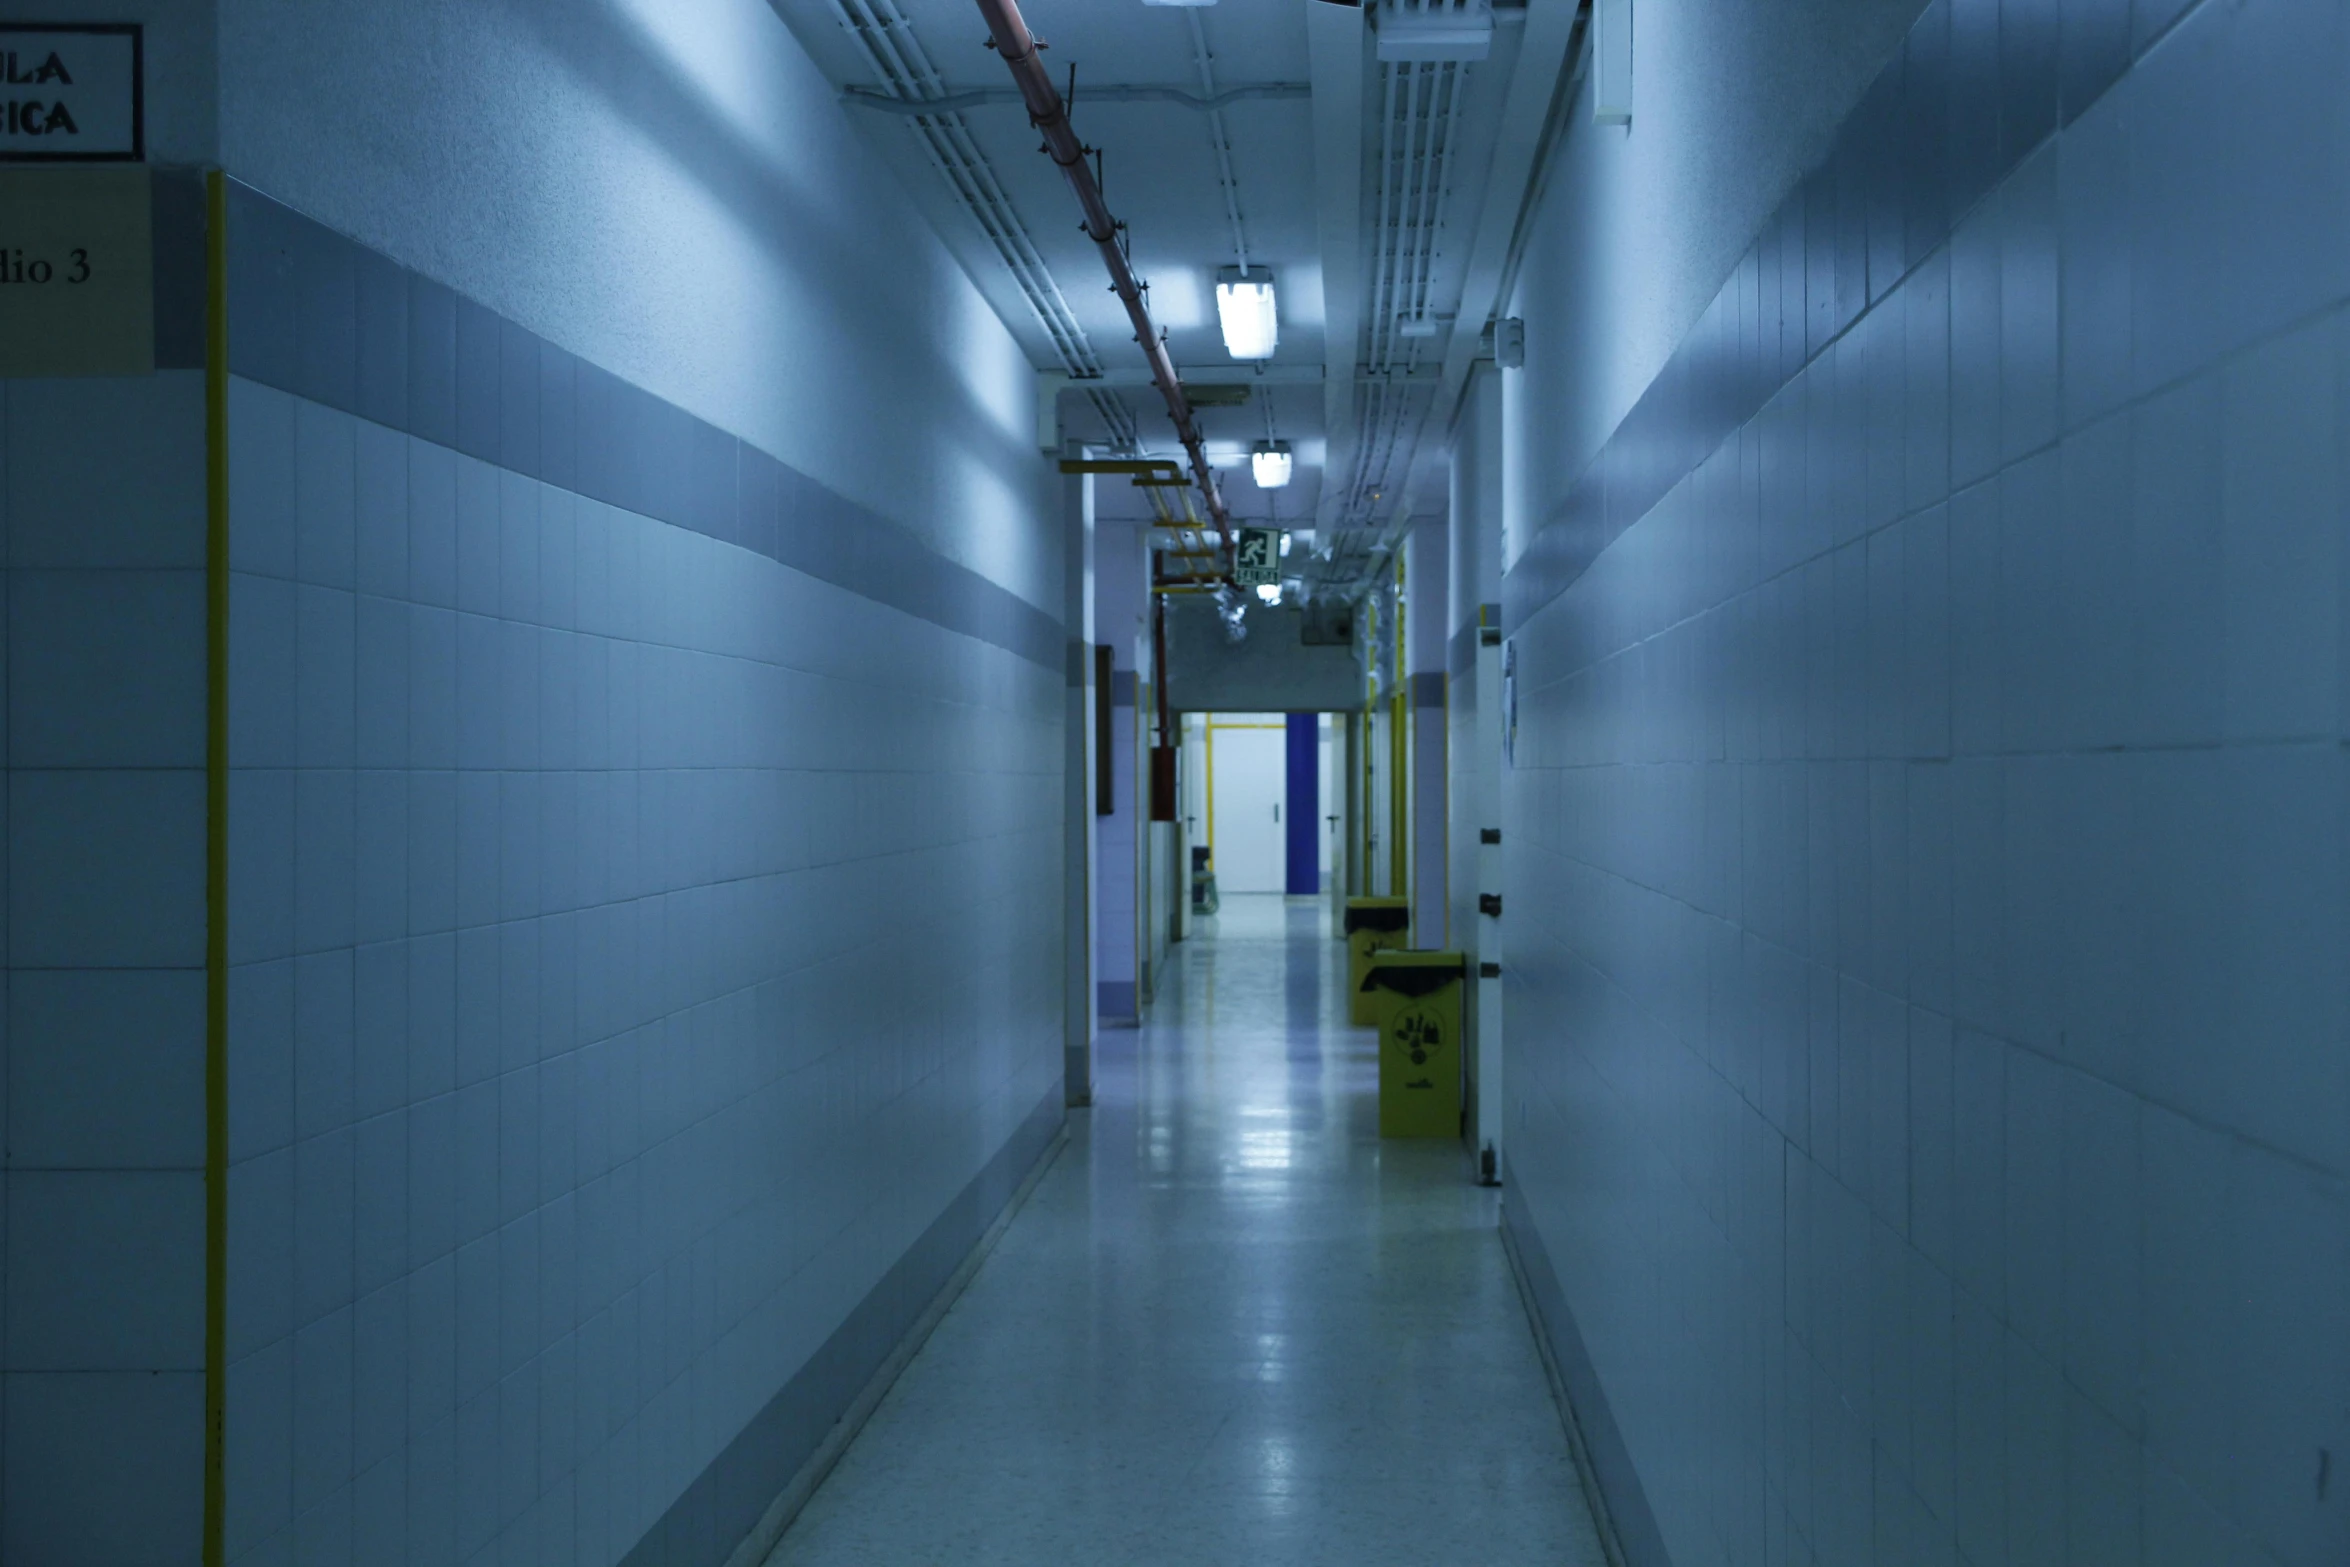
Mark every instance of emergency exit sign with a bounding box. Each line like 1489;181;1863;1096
0;25;143;162
1234;528;1281;588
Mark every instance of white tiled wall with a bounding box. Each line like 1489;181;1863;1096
220;380;1063;1567
1506;3;2350;1564
3;372;211;1562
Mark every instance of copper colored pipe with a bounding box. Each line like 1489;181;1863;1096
972;0;1234;561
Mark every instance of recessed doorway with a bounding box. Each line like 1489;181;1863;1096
1204;714;1287;894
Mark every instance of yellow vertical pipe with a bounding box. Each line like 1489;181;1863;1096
1360;594;1377;893
1390;689;1406;910
202;168;230;1567
1389;554;1407;908
1440;671;1451;952
1136;674;1150;998
1203;716;1215;866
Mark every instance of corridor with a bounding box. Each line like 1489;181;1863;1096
767;895;1606;1565
8;1;2345;1560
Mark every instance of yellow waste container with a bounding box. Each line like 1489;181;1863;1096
1362;950;1466;1138
1343;897;1412;1024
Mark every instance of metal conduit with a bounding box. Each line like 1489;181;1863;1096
971;0;1235;558
839;0;1079;362
1409;65;1465;336
1331;57;1413;557
1324;17;1473;598
1184;8;1252;273
842;82;1308;115
833;0;1142;452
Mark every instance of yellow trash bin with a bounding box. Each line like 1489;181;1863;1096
1343;897;1412;1024
1362;950;1466;1139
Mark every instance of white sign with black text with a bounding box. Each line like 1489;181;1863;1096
0;166;154;375
1;25;143;162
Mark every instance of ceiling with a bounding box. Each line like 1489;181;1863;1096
766;0;1580;605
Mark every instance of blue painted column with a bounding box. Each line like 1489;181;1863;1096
1284;712;1320;894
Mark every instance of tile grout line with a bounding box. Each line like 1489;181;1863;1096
217;180;1064;678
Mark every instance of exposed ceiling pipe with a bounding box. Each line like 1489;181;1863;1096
831;0;1141;452
970;0;1235;562
842;82;1308;114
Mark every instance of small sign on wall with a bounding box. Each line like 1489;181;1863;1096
0;166;154;376
1;24;143;162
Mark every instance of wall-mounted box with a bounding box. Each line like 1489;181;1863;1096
1591;0;1631;124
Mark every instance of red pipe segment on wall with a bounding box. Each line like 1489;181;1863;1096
971;0;1234;561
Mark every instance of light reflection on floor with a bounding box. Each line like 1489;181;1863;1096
767;893;1607;1565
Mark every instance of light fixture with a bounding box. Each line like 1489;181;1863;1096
1216;266;1278;360
1251;439;1293;489
1376;0;1494;61
1255;583;1282;605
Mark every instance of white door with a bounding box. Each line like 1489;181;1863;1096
1208;722;1287;893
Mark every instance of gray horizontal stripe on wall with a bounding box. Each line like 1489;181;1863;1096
1448;623;1478;679
616;1081;1064;1567
1446;605;1500;678
219;178;1065;672
148;168;209;369
1502;0;2135;635
1503;1197;1670;1567
1411;670;1445;707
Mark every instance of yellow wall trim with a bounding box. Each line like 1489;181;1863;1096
202;167;229;1567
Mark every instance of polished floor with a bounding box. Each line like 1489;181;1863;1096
766;894;1608;1565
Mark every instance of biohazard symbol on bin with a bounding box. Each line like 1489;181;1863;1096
1393;1006;1444;1071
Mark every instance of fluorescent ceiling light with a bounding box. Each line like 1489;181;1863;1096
1216;267;1278;360
1255;583;1282;604
1376;0;1494;61
1251;440;1293;489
